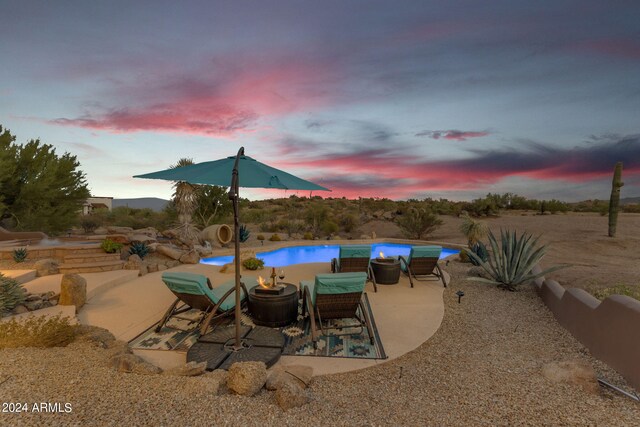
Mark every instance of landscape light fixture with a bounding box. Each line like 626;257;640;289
456;290;465;303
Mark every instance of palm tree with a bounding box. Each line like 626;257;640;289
171;158;200;245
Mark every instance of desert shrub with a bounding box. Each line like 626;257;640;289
590;284;640;302
0;315;77;348
321;220;339;236
396;208;443;240
79;215;102;233
239;224;250;242
242;257;265;270
0;273;27;314
303;232;314;240
304;204;329;234
101;238;123;254
467;229;566;291
129;242;149;260
459;213;488;246
257;234;265;241
269;234;281;241
338;214;359;233
12;247;28;263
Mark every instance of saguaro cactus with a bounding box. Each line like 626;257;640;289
608;162;624;237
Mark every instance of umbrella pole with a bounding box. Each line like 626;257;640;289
230;147;244;350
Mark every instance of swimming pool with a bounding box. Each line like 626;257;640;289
200;243;459;267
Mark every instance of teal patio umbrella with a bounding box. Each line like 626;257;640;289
134;147;330;353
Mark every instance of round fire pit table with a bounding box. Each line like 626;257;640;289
370;258;401;285
248;283;299;327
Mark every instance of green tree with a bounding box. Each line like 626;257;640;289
0;126;90;234
193;185;232;228
396;207;443;240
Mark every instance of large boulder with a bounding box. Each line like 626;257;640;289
109;353;162;375
226;361;267;396
106;226;134;234
541;360;599;394
179;250;200;264
132;227;158;237
156;244;184;260
34;258;59;277
266;365;313;390
274;380;313;411
123;254;142;270
128;234;156;244
58;274;87;310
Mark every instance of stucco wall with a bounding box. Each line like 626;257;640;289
532;266;640;392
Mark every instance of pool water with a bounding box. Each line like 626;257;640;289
200;243;459;267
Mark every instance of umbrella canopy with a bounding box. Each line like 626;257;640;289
134;155;330;191
134;148;330;356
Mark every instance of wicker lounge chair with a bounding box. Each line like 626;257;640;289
330;245;377;292
300;272;374;348
156;272;259;335
398;245;447;288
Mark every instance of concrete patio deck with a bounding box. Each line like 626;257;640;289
78;262;447;376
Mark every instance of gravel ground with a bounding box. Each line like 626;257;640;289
1;261;639;426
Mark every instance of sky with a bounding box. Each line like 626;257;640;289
1;0;639;202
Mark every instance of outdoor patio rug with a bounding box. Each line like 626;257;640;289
129;294;386;360
281;294;387;360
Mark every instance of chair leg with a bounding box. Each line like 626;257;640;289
155;298;180;332
435;264;447;288
407;266;415;288
359;299;375;345
368;265;378;292
304;287;319;348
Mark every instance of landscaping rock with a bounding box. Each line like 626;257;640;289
138;265;149;276
106;234;129;244
93;226;109;235
147;263;159;273
59;274;87;310
109;353;162;375
166;260;181;268
132;227;158;237
123;254;142;270
156;244;184;260
163;361;208;377
128;233;156;244
541;360;600;395
106;226;134;234
226;361;267;396
157;264;168;271
179;250;200;264
24;299;43;311
359;234;372;240
76;325;116;348
12;304;29;314
266;365;313;390
34;258;59;277
204;369;229;394
274;380;313;411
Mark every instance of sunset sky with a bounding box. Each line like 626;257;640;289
1;1;639;201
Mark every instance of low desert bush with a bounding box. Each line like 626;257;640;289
0;315;78;348
590;284;640;302
101;238;123;254
303;232;314;240
396;208;443;240
79;215;102;233
269;234;281;241
256;234;265;241
242;257;265;270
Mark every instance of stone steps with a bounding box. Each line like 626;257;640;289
63;252;121;263
59;260;125;274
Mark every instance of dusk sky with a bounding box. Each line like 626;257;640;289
1;1;639;201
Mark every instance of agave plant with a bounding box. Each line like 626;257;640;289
239;224;250;243
12;247;28;263
129;242;150;260
0;273;27;314
467;241;489;266
467;229;566;291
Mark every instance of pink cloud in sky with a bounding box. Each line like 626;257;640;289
50;57;338;136
571;38;640;60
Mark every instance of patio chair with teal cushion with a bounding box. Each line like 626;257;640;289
398;245;447;288
330;244;377;292
156;272;260;335
300;272;374;348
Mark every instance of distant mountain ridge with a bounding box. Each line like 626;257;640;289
621;196;640;205
113;198;169;211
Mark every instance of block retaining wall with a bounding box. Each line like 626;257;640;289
532;266;640;392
